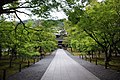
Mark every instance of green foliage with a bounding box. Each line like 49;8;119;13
0;19;58;57
64;0;120;67
40;41;57;52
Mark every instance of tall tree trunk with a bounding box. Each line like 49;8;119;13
71;47;72;52
7;47;11;55
95;53;98;65
11;45;17;59
104;49;109;69
91;50;94;59
108;46;112;62
9;57;12;68
114;49;117;57
0;45;2;60
114;47;120;57
98;50;101;58
39;46;42;59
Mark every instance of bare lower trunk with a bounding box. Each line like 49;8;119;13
91;50;94;59
0;45;2;60
71;47;72;52
98;50;101;58
104;49;111;69
105;52;108;69
9;56;13;68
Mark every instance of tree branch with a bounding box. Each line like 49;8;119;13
14;12;42;32
84;29;105;49
14;12;26;29
15;10;30;16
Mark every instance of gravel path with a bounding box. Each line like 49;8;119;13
65;50;120;80
7;49;120;80
41;49;100;80
7;50;56;80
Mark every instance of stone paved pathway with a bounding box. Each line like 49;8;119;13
7;49;120;80
41;49;100;80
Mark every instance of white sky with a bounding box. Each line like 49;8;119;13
6;0;103;21
98;0;103;2
6;8;67;21
15;9;67;21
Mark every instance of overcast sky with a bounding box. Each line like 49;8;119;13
6;0;103;21
16;9;67;21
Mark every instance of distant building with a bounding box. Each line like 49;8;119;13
55;30;67;48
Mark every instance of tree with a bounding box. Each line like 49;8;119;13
0;18;58;59
64;0;120;68
79;0;120;68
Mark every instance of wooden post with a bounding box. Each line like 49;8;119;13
3;69;6;80
98;50;101;58
95;57;97;65
91;50;94;59
40;56;41;60
71;47;72;52
33;58;35;64
9;58;12;68
28;61;30;67
95;53;98;65
22;57;24;62
37;57;39;62
89;55;91;62
79;54;81;58
105;60;108;69
81;54;83;59
85;55;87;60
19;63;22;72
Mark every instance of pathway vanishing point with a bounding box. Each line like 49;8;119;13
41;49;100;80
